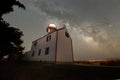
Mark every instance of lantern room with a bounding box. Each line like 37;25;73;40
46;24;57;33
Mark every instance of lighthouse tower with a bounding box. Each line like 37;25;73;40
25;24;74;63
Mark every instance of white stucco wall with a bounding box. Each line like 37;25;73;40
28;31;57;61
24;27;73;63
56;28;73;62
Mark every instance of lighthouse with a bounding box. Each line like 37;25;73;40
25;24;74;63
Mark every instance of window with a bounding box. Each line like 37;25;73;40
32;51;35;56
34;41;37;47
46;37;48;42
65;32;69;38
45;47;49;55
38;49;41;56
46;35;51;42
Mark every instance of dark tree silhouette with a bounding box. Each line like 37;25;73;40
0;0;25;62
0;0;25;18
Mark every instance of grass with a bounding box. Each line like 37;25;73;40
0;61;120;80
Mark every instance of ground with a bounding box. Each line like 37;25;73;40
0;61;120;80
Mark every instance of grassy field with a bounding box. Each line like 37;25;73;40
0;62;120;80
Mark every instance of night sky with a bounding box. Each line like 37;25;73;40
3;0;120;60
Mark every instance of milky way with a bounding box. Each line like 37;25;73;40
4;0;120;60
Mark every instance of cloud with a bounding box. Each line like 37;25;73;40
31;0;120;53
69;21;120;55
21;0;120;26
20;0;120;59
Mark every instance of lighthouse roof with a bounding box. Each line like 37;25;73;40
48;24;56;28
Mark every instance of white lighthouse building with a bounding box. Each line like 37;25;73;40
25;24;73;63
